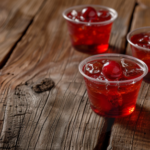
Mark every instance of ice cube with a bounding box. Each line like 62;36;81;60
121;59;142;79
85;61;102;74
123;67;143;78
84;61;103;79
97;72;108;81
85;63;94;74
138;38;147;44
121;58;129;67
80;16;85;21
71;10;78;17
121;58;140;71
97;12;102;17
75;19;79;22
101;59;109;64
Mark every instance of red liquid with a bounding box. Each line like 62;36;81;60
66;7;113;54
130;33;150;82
83;59;143;117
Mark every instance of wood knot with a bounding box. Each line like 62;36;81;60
32;78;54;93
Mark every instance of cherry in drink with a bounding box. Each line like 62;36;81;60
63;5;117;54
79;54;148;118
127;27;150;83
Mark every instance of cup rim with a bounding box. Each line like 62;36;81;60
78;53;148;84
127;26;150;51
62;5;118;25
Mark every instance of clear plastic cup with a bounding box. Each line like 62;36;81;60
79;54;148;118
127;26;150;83
63;5;117;54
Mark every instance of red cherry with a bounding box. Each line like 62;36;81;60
102;61;123;80
81;7;97;21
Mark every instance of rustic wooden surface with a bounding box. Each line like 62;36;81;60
0;0;45;67
0;0;149;150
137;0;150;8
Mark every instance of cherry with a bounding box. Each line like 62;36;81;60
81;7;98;21
102;60;123;80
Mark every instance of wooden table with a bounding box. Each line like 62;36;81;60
0;0;150;149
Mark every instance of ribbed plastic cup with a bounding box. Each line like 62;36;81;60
63;5;117;54
127;26;150;83
79;54;148;118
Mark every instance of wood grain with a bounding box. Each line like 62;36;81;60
0;0;136;149
137;0;150;8
109;5;150;150
0;0;45;67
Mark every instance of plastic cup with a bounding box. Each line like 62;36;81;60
79;54;148;118
63;5;117;54
127;26;150;83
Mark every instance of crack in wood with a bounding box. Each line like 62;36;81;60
125;2;138;54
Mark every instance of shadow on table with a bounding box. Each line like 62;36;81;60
106;45;125;54
93;118;115;150
116;104;150;131
93;104;150;150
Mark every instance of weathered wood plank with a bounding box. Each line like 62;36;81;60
108;6;150;150
0;0;45;67
106;0;136;53
0;0;136;149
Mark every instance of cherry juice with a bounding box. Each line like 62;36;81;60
82;57;144;117
130;32;150;83
64;6;117;54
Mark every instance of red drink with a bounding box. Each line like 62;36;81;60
127;27;150;83
63;5;117;54
79;54;148;118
